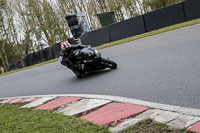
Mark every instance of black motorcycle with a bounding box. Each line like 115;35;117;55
60;44;117;78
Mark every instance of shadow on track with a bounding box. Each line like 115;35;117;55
69;69;116;82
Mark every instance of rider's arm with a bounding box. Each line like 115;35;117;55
71;44;86;50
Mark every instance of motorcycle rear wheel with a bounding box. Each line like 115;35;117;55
101;58;117;69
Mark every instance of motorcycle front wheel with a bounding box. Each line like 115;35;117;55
101;58;117;69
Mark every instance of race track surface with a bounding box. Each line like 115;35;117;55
0;24;200;109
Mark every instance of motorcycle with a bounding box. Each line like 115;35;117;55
60;42;117;78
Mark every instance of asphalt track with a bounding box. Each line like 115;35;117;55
0;24;200;109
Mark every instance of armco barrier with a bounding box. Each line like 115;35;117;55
81;27;110;47
108;15;146;42
183;0;200;21
143;2;186;32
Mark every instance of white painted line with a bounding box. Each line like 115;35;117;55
1;94;200;116
21;97;56;108
167;115;200;129
57;98;111;116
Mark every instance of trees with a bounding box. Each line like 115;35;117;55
142;0;183;10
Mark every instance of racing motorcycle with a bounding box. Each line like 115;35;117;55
59;41;117;78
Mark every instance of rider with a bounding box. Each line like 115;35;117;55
59;40;101;76
59;40;86;74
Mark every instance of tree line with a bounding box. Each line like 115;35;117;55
0;0;183;73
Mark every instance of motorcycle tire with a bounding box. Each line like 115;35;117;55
101;58;117;69
75;71;87;79
72;69;83;79
76;73;82;79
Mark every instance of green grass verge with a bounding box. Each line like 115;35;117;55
0;104;195;133
1;18;200;77
119;119;194;133
0;104;110;133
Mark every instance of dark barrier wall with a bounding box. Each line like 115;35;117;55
48;46;55;60
51;43;61;58
8;62;15;71
8;60;24;71
143;3;186;32
8;43;61;70
7;63;13;71
81;27;110;47
24;54;31;67
29;51;42;66
40;48;50;62
108;15;146;42
183;0;200;21
17;60;25;69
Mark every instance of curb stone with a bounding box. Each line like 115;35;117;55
0;94;200;133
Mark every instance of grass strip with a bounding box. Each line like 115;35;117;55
119;119;194;133
0;104;110;133
1;18;200;77
0;104;195;133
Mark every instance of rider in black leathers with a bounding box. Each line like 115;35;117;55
60;40;86;75
60;41;102;77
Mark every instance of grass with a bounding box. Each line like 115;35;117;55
1;18;200;77
119;119;195;133
0;104;111;133
0;104;195;133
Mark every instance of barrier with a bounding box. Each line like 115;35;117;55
8;60;24;71
40;48;50;62
17;60;25;69
143;3;186;32
29;51;42;66
48;46;55;60
183;0;200;21
108;15;146;42
7;63;14;71
81;27;110;47
24;54;31;67
51;43;61;58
